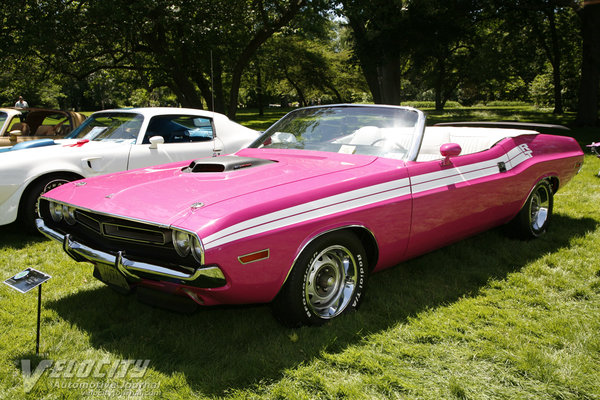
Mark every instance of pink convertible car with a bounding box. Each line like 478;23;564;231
37;105;584;326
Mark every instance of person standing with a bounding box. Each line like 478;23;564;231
15;96;29;108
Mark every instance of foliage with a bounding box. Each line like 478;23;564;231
0;0;596;124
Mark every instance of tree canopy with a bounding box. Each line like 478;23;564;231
1;0;598;125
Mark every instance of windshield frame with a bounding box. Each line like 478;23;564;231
249;104;426;161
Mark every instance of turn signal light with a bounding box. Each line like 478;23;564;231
238;249;270;264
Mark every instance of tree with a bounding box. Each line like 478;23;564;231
492;0;582;114
407;0;484;110
338;0;410;105
14;0;318;118
255;20;367;107
575;1;600;126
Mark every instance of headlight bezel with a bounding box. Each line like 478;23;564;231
49;201;64;222
172;229;205;264
172;229;192;258
63;205;77;225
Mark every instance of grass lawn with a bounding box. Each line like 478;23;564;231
0;106;599;399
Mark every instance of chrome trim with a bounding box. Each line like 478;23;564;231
102;221;168;245
406;110;427;162
37;218;222;283
39;198;204;263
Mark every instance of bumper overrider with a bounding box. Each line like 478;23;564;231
36;217;227;295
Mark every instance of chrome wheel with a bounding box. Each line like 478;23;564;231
304;245;358;319
506;179;553;240
529;184;550;232
272;230;368;327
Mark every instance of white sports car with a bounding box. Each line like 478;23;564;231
0;107;258;230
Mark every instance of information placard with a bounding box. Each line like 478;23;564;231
4;268;51;293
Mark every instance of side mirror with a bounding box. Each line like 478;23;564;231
440;143;461;166
9;130;22;142
149;135;165;149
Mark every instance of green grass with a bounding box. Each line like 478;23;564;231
233;107;293;130
1;106;599;399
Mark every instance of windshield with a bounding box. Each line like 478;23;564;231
250;105;424;160
66;112;143;143
0;112;7;128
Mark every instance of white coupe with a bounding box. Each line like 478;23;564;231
0;107;258;230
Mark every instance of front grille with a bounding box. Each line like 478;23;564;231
39;199;199;269
75;209;170;245
102;223;168;244
75;210;171;246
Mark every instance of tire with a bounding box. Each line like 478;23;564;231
20;174;75;233
506;180;553;240
272;231;368;327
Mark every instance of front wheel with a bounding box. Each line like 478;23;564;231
272;231;368;327
506;180;553;240
20;174;75;233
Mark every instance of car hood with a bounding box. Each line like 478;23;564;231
43;148;379;228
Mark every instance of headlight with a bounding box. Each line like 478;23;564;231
49;201;63;222
63;205;77;225
191;236;204;263
172;230;192;257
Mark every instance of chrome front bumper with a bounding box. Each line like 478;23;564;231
36;218;225;284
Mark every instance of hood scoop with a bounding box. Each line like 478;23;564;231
183;156;276;173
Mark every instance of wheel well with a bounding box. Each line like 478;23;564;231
547;176;559;193
346;227;379;272
19;171;84;214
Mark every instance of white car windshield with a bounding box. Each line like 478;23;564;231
67;112;143;143
250;105;424;160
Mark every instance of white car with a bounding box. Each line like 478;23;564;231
0;107;258;230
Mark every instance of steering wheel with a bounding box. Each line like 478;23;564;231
371;138;407;152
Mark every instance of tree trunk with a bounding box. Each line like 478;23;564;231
434;56;446;111
378;56;402;105
576;2;600;126
256;62;264;116
171;71;204;108
360;59;383;103
286;70;307;106
547;9;563;114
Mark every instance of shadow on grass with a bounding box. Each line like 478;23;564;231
30;214;598;395
0;222;46;250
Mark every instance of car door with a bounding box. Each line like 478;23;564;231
76;142;132;176
127;115;222;170
405;142;527;259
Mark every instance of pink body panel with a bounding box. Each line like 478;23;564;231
43;134;584;306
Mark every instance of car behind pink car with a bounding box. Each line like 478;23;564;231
37;104;584;326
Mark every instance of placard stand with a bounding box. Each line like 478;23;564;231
4;268;52;355
36;285;42;355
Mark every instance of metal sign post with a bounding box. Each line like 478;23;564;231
4;268;52;355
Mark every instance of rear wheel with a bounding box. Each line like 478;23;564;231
272;231;368;327
20;174;76;233
507;180;553;239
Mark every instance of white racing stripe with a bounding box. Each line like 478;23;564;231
203;144;533;250
204;178;411;249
